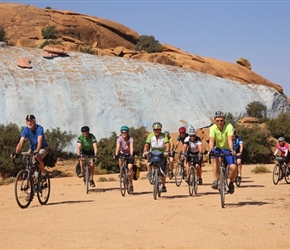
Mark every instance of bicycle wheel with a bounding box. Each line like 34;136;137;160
14;170;33;209
153;168;159;200
125;168;131;194
235;175;242;187
120;167;127;196
37;172;51;205
175;162;183;187
225;165;230;188
188;167;194;196
272;164;280;185
85;164;90;194
284;166;290;184
219;166;226;208
190;167;198;196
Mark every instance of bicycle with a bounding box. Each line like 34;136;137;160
226;166;241;187
272;156;290;185
118;154;133;196
13;152;50;209
187;154;200;196
166;153;174;180
147;151;168;200
209;151;233;208
174;151;187;187
78;154;97;194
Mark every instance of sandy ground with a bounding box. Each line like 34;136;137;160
0;161;290;250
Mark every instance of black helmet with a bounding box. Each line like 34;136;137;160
152;122;162;130
81;126;90;133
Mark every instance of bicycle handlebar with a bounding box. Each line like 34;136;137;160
208;150;233;165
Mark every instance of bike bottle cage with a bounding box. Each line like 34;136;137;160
149;151;163;163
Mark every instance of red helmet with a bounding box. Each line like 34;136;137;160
178;127;186;133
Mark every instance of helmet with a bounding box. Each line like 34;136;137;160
179;127;186;133
81;126;90;133
120;125;129;132
278;137;285;142
152;122;162;130
164;131;170;136
188;126;196;136
214;110;225;118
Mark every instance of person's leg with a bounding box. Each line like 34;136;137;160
36;149;48;175
161;157;167;192
237;158;242;176
195;163;202;184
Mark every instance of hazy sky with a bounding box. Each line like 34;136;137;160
4;1;290;96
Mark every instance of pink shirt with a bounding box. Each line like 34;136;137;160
276;143;289;157
117;136;133;155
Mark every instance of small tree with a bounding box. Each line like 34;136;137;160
246;101;267;118
0;26;5;42
135;35;163;53
266;113;290;142
41;25;57;39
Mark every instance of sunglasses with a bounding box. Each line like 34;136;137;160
121;131;128;134
189;135;196;137
215;119;224;123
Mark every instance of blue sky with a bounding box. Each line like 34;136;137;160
4;1;290;97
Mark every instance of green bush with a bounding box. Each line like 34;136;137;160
0;26;5;42
135;35;163;53
41;25;57;39
266;113;290;142
237;126;275;164
246;101;267;118
251;165;271;173
79;46;94;54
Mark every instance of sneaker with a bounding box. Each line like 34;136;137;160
89;180;95;187
211;180;218;190
228;182;235;194
78;172;84;178
170;172;174;179
198;178;203;185
185;177;189;184
161;186;167;192
129;185;134;192
40;174;46;182
147;171;152;180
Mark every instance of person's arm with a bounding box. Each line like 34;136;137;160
130;138;134;156
36;135;43;152
93;142;98;156
209;136;214;151
115;140;120;156
15;137;25;154
77;142;82;155
239;142;244;155
228;135;234;152
198;142;203;154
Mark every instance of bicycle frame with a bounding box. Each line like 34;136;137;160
118;155;132;196
273;157;290;185
79;154;95;194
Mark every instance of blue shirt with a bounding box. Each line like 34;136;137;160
21;125;48;150
233;135;243;152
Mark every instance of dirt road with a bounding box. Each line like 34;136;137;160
0;163;289;249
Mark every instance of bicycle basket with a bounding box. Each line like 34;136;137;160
149;151;163;163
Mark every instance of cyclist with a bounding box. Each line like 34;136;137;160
143;122;170;192
115;125;135;192
208;111;237;194
77;126;98;187
233;129;244;181
165;131;174;179
11;115;49;181
182;126;203;184
273;137;290;178
174;127;188;151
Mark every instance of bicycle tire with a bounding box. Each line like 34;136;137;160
188;167;194;196
219;166;226;208
272;164;280;185
14;170;33;209
153;168;159;200
284;165;290;184
235;175;242;187
120;167;126;197
175;162;183;187
125;168;131;194
37;172;51;205
85;164;90;194
225;166;230;188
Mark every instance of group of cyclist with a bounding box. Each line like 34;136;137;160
11;111;290;196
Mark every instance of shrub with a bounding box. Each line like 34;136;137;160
40;39;62;48
41;25;57;39
246;101;267;118
266;113;290;142
135;35;163;53
79;46;94;54
251;165;271;173
0;26;5;42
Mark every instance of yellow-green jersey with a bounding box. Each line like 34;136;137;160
209;122;234;149
145;132;169;152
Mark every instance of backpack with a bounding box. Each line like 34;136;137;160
43;150;57;168
75;162;81;176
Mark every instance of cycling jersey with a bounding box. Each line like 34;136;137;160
184;136;202;154
176;133;189;144
77;133;97;152
209;123;234;149
145;132;168;152
21;125;48;150
117;136;133;155
233;135;243;153
276;143;289;157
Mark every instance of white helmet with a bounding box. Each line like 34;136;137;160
188;126;196;136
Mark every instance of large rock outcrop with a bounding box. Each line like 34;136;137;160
0;3;285;96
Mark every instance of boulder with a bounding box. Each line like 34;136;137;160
17;58;32;68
